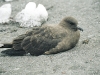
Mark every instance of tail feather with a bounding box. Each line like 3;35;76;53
0;43;13;48
1;49;26;56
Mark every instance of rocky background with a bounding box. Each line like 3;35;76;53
0;0;100;75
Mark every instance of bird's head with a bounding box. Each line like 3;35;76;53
59;17;83;31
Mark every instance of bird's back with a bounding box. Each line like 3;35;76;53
22;25;66;55
12;25;66;55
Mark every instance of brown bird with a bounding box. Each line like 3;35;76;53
0;16;83;56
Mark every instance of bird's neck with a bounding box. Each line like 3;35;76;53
59;21;68;28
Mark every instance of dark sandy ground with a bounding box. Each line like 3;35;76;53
0;0;100;75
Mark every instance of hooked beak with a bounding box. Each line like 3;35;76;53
77;26;83;31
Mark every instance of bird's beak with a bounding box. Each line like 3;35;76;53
77;26;83;31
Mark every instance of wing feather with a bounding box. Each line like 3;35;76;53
21;27;61;56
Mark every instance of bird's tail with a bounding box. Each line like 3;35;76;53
0;43;13;48
0;43;26;56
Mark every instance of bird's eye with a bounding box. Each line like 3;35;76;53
68;21;75;25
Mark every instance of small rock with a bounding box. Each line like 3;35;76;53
0;4;11;23
82;39;89;44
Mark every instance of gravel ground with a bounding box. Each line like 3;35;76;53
0;0;100;75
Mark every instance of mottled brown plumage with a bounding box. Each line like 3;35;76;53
1;16;83;56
